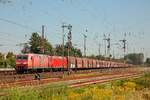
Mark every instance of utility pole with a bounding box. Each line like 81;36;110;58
41;25;45;54
107;37;111;58
67;24;72;73
82;33;87;57
62;23;66;70
67;24;72;48
98;43;101;58
104;34;111;58
62;24;72;72
103;34;107;57
120;33;127;63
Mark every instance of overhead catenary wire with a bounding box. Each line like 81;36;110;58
0;17;40;32
0;31;29;45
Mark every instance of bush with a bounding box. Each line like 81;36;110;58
4;87;38;100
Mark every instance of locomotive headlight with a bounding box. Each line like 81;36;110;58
16;62;27;64
22;62;27;64
16;62;21;64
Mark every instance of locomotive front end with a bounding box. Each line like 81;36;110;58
15;55;28;72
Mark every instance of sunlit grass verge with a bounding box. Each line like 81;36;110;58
1;72;150;100
0;84;68;100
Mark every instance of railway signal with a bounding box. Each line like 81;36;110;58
62;23;72;48
67;24;72;48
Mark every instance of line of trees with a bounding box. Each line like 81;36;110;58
22;32;82;57
124;53;144;65
0;52;15;68
145;58;150;66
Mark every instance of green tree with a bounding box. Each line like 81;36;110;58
24;32;53;54
55;44;82;57
43;38;53;55
70;47;82;57
87;54;105;60
29;32;41;53
145;58;150;66
0;52;4;67
55;45;63;56
6;52;15;68
125;53;144;65
21;43;30;54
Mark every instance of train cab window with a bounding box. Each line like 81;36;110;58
22;56;28;60
17;55;28;60
17;56;22;59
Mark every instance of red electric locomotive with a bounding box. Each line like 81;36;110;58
16;53;67;72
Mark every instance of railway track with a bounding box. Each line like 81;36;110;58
69;73;142;88
0;67;147;89
0;67;134;83
0;71;64;84
77;67;150;87
0;67;147;98
0;71;142;89
0;69;16;76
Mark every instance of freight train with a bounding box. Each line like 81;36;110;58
15;53;132;72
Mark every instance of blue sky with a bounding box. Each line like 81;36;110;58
0;0;150;58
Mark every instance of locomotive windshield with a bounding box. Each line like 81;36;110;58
16;55;28;60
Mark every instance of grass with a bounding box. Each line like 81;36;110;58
1;72;150;100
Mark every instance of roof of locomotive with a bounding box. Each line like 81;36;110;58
16;53;48;56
